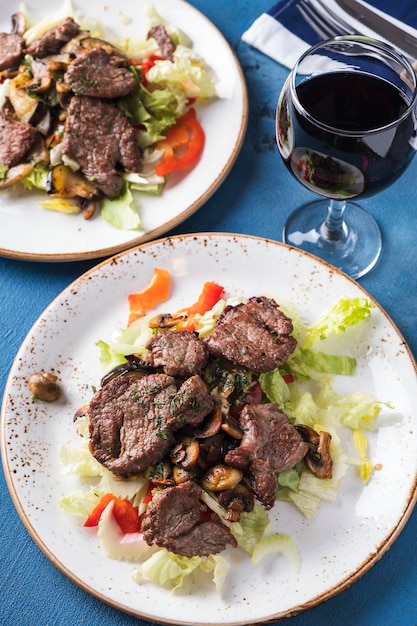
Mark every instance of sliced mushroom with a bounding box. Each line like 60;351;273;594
221;415;244;440
148;312;186;329
79;36;128;58
294;424;320;446
73;403;89;422
28;371;61;402
195;404;223;438
200;464;243;492
217;483;254;522
296;425;333;479
0;162;34;189
11;12;26;36
198;434;224;470
170;438;200;470
80;196;96;220
100;356;155;387
8;71;41;122
172;465;195;485
46;164;97;199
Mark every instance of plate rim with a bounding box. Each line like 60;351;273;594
0;1;248;263
2;232;417;624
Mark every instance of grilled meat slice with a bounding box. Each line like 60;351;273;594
88;372;213;476
0;33;24;71
204;296;297;372
62;95;142;197
146;329;209;377
64;47;136;98
141;481;237;557
147;25;175;60
225;403;309;509
25;17;80;58
0;113;38;167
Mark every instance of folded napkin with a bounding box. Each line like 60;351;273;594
242;0;417;68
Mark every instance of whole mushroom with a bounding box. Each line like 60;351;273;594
28;371;61;402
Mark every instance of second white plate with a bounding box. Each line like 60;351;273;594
0;0;247;261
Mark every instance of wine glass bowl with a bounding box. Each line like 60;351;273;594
276;36;417;279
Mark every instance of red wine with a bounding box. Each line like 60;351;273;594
280;72;415;199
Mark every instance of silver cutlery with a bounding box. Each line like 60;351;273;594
296;0;417;63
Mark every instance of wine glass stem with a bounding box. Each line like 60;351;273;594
321;200;348;242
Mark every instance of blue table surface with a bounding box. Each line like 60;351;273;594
1;1;417;625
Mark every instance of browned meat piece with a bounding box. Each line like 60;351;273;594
0;113;38;166
225;403;309;509
141;481;237;557
142;481;205;540
25;17;79;58
0;33;24;71
146;330;209;377
170;375;214;426
62;96;142;197
64;48;136;98
147;25;175;60
88;373;213;476
167;519;237;558
204;296;297;372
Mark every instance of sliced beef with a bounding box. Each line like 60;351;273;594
225;403;309;509
170;374;214;426
64;47;136;98
142;481;204;541
25;17;80;58
204;296;297;373
141;481;237;557
62;95;142;197
147;25;175;60
0;113;38;167
0;32;24;71
167;520;237;558
146;330;209;377
88;372;213;476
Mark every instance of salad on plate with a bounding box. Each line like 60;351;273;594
59;269;389;592
0;0;217;229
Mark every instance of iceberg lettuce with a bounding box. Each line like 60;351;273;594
303;297;375;348
131;549;230;593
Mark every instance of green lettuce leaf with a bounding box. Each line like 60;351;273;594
146;45;217;100
291;347;357;376
131;548;230;593
251;533;300;571
235;504;270;555
100;182;142;230
303;297;375;348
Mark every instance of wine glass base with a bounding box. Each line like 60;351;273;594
282;200;382;280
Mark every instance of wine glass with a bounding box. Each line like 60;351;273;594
276;36;417;279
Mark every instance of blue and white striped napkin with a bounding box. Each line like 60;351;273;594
242;0;417;68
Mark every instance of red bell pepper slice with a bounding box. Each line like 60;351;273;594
84;493;115;527
127;267;171;326
112;498;141;534
84;493;141;534
155;107;205;176
176;281;224;330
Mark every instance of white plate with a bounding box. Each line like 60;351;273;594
2;233;417;625
0;1;247;262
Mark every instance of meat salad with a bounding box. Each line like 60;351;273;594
0;6;216;227
84;297;311;558
60;281;386;590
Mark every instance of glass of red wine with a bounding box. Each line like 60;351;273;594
276;36;417;279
